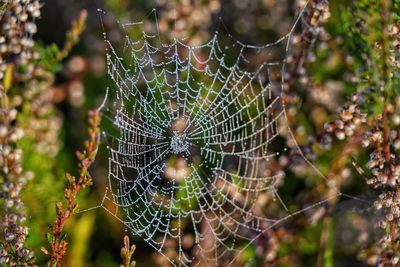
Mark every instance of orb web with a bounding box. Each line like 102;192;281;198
94;5;344;266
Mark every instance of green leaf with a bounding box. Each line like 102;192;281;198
46;232;55;244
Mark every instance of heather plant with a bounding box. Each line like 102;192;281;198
0;2;89;266
0;0;399;266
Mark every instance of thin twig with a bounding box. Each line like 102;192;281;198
41;110;101;267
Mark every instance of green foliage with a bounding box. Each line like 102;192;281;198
35;43;63;73
1;0;398;266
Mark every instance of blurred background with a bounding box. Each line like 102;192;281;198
11;0;395;266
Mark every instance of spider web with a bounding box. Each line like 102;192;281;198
94;4;345;266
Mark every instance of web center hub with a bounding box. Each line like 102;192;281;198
170;131;189;154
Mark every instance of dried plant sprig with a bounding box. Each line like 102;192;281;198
39;9;87;74
120;236;136;267
57;10;87;62
41;109;101;267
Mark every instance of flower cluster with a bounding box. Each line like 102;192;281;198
358;98;400;266
324;93;368;140
155;0;220;44
0;1;42;266
388;22;400;65
22;68;62;156
308;0;330;34
0;107;35;266
0;0;41;80
285;1;400;265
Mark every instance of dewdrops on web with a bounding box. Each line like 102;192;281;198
93;4;346;266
